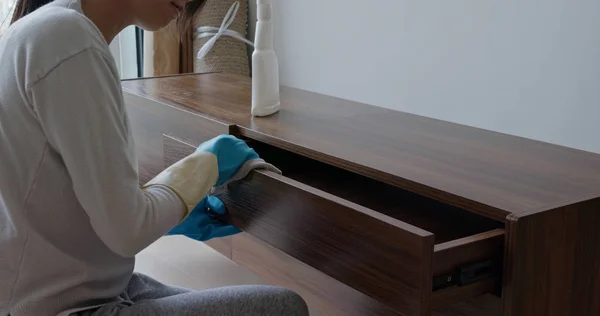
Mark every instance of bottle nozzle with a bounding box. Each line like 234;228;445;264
257;0;272;21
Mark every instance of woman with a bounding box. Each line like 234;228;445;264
0;0;308;315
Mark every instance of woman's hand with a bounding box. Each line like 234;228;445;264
145;134;258;214
163;135;256;240
166;195;241;241
196;134;259;186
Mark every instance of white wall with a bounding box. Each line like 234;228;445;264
248;0;600;153
109;26;139;80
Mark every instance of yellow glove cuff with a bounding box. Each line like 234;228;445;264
143;151;219;215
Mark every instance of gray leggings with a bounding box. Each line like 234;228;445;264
77;273;309;316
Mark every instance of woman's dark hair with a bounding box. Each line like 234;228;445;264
177;0;206;36
11;0;53;24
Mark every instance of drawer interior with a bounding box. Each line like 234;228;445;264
245;138;503;244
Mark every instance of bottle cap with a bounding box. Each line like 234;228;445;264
257;0;272;20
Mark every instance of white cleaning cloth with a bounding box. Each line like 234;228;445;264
209;158;281;195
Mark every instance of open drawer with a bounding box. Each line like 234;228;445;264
163;135;504;316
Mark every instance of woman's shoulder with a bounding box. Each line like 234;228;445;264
1;4;111;86
9;4;106;53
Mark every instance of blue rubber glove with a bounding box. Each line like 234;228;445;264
196;135;260;186
165;135;256;241
145;135;258;215
167;195;241;241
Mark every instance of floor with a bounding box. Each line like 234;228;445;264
136;237;323;315
134;236;264;291
135;236;499;316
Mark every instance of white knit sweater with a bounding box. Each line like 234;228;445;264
0;1;186;315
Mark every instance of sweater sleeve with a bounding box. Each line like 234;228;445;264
29;48;186;258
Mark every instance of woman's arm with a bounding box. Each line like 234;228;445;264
29;48;216;257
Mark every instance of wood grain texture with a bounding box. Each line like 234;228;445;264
502;197;600;316
433;229;504;276
124;92;233;184
246;139;502;245
432;278;499;311
218;169;435;316
123;74;600;315
232;233;403;316
161;135;502;315
162;135;195;164
122;74;600;220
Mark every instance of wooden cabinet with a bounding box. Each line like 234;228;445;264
123;74;600;316
124;92;234;183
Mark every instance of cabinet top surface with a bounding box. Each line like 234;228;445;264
122;73;600;219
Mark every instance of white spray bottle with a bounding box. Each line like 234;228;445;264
251;0;280;117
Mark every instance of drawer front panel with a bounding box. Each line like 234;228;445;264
161;136;435;315
218;169;435;315
433;229;504;277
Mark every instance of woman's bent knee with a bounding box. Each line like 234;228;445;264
253;286;309;316
275;287;309;316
